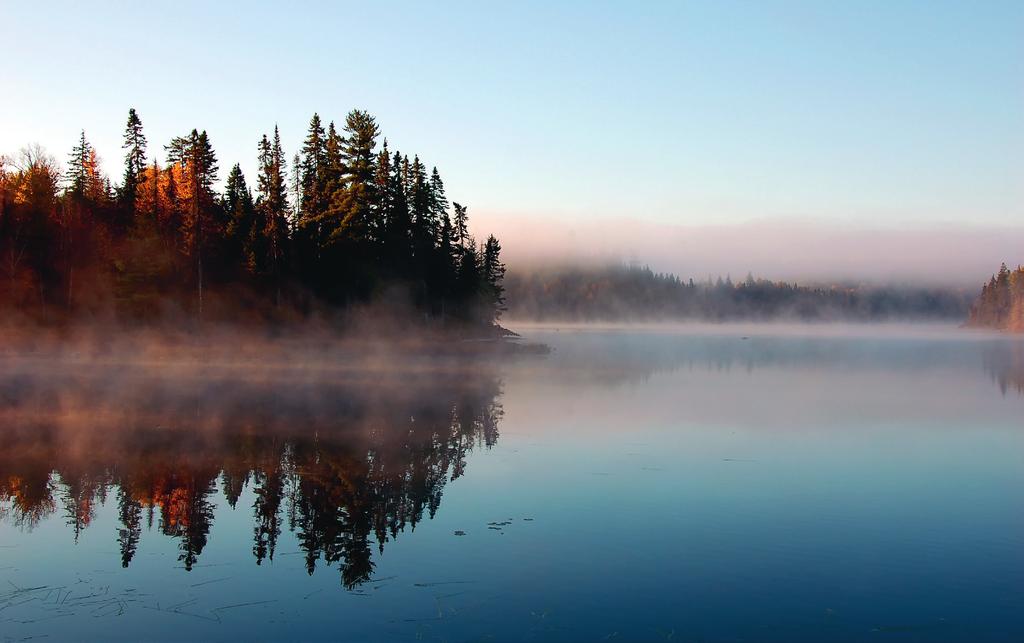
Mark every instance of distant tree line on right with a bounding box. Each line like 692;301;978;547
504;264;974;322
968;263;1024;331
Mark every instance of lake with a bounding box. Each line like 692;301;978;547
1;324;1022;642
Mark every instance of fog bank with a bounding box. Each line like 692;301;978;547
473;215;1024;286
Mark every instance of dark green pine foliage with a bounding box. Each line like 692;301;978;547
294;114;327;275
455;238;482;320
482;235;506;319
427;167;455;311
255;127;290;300
382;149;411;271
223;164;257;273
299;113;327;215
373;140;393;253
452;202;469;250
408;156;431;249
120;108;147;216
429;168;449;246
323;122;346;197
66;131;105;202
301;122;346;276
329;109;379;245
66;131;92;196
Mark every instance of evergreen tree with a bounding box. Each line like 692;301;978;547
117;490;142;568
408;156;430;242
290;153;301;220
298;121;345;267
456;237;481;318
325;110;379;244
452;202;469;249
383;149;411;268
255;127;290;301
120;108;147;212
66;131;93;197
299;113;327;216
66;131;106;202
165;129;219;316
400;155;412;205
294;114;328;272
223;164;256;272
482;235;506;320
428;167;449;245
373;140;392;239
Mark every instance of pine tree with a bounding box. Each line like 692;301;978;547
290;153;301;220
482;234;506;320
255;127;290;302
452;202;469;250
223;164;256;272
325;110;379;244
66;131;91;196
299;113;326;216
120;108;147;211
428;167;449;245
165;129;219;316
400;155;412;205
293;115;328;272
298;121;345;266
374;140;392;241
324;121;345;189
383;149;411;268
408;156;430;242
66;131;104;200
456;237;481;319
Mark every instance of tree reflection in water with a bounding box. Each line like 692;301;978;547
0;358;502;589
985;341;1024;397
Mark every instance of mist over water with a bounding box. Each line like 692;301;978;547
1;324;1022;641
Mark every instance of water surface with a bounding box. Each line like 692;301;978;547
1;325;1022;641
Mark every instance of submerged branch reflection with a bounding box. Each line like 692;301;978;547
0;358;503;588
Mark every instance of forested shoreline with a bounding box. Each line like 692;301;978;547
0;109;505;332
505;264;974;322
968;263;1024;331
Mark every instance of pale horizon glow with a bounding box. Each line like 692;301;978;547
2;0;1021;282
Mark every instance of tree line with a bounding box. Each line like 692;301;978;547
0;109;505;329
504;264;973;321
968;263;1024;331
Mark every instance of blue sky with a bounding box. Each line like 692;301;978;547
1;0;1021;232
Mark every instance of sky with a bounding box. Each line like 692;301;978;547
1;0;1022;283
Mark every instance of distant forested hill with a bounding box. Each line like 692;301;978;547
504;264;973;322
967;263;1024;331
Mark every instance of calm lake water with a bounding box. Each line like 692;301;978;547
1;324;1022;642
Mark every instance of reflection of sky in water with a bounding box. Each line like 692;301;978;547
1;326;1022;641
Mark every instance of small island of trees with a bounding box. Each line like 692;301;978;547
0;109;505;332
968;263;1024;332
